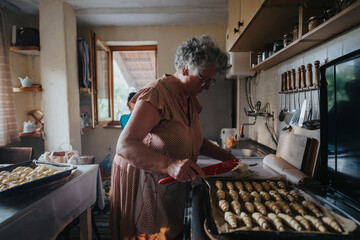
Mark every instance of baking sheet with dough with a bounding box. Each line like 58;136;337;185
0;160;76;196
205;178;357;236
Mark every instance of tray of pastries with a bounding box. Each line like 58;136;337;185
0;160;77;196
203;177;359;239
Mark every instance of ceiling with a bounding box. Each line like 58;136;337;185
113;50;156;90
1;0;228;27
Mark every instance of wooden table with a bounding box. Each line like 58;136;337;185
0;164;104;240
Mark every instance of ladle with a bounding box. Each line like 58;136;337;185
278;73;288;122
278;94;287;121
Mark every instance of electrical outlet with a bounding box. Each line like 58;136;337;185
107;146;112;152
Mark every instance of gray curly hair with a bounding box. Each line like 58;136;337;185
174;35;230;77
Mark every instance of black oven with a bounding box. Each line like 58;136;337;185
320;49;360;204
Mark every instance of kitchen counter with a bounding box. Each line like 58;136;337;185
189;137;277;240
185;139;360;240
0;164;104;240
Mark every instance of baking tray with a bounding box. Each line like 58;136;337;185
0;160;77;197
202;177;360;240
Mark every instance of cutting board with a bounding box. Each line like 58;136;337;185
276;131;309;170
291;126;320;177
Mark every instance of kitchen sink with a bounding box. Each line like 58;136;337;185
228;148;262;158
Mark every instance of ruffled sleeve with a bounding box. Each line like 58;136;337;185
130;86;171;121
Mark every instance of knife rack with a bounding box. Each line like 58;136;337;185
279;60;320;94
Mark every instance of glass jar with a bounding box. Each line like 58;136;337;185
283;33;294;47
273;40;284;53
324;8;337;21
262;51;268;62
308;16;322;31
257;52;262;64
292;25;298;41
340;0;356;11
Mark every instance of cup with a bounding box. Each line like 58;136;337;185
220;128;238;149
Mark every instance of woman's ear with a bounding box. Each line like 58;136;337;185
182;67;189;76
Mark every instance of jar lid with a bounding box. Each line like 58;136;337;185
309;16;321;21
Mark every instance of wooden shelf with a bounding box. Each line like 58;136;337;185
81;127;95;132
231;0;301;52
10;46;40;56
19;131;42;138
13;86;42;92
231;0;360;71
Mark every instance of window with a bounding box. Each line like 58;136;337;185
110;45;157;122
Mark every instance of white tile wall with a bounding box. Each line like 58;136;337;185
238;25;360;149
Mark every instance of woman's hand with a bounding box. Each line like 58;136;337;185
166;159;205;182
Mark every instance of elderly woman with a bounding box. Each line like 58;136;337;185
110;35;236;240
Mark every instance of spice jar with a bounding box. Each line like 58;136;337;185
257;52;262;64
273;40;284;53
292;25;298;41
283;33;293;47
308;16;322;31
323;8;337;21
262;51;268;62
340;0;356;11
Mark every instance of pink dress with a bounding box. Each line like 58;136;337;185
110;75;204;240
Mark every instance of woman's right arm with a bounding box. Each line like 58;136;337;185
116;100;204;181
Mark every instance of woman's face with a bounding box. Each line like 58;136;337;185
185;66;217;96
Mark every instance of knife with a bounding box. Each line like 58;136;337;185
298;99;307;127
158;158;241;184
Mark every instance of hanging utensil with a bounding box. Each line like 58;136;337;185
314;60;321;119
307;63;313;121
298;99;307;127
289;66;305;126
278;72;288;121
284;71;296;124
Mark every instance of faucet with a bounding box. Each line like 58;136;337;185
240;108;257;138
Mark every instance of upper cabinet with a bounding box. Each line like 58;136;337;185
227;0;242;51
227;0;264;52
228;0;360;71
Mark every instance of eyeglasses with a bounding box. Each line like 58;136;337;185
198;73;216;88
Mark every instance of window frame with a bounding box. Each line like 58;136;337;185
108;45;158;125
93;34;113;124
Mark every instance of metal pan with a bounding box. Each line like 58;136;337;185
0;161;77;197
202;177;360;240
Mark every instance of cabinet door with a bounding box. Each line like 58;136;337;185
228;0;242;51
240;0;264;32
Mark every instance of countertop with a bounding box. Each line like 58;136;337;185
0;164;104;240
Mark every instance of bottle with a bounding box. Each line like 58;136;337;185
292;25;298;41
283;33;294;47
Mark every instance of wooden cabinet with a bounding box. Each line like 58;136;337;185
240;0;264;32
227;0;241;51
227;0;264;52
228;0;360;71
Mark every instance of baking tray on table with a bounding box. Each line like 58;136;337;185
0;160;77;197
202;177;360;240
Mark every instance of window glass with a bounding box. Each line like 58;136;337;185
96;39;111;122
112;47;157;121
